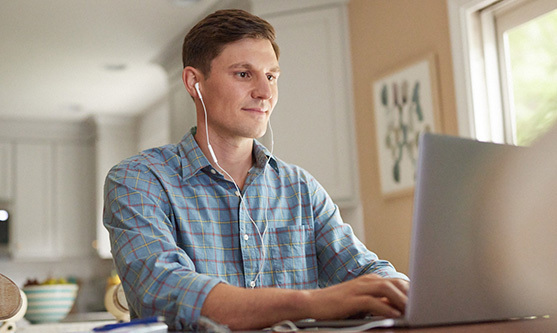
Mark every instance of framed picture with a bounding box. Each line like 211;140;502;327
372;54;441;197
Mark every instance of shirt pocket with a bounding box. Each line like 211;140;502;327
265;224;318;289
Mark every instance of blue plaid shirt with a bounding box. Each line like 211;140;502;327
104;127;407;330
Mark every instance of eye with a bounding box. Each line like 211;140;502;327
267;74;277;82
236;71;250;79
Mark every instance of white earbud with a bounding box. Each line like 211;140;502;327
194;82;202;100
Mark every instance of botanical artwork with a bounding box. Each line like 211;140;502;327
373;56;439;196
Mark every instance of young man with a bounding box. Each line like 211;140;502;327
104;9;408;331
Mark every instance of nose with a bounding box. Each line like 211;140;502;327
251;75;273;100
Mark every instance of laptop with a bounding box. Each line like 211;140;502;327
292;133;546;330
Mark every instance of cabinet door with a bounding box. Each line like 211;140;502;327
55;142;96;258
12;142;55;259
0;142;13;201
263;6;359;206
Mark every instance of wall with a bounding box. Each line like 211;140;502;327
348;0;459;274
138;97;171;151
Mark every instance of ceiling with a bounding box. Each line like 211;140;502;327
0;0;224;121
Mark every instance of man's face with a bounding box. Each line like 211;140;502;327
200;38;280;141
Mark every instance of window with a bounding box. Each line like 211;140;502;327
448;0;557;145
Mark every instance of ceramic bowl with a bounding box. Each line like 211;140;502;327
22;284;78;323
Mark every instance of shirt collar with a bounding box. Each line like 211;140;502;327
179;127;279;180
253;138;279;173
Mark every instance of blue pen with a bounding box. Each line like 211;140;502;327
92;316;165;332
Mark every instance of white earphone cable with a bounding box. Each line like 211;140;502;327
197;82;273;288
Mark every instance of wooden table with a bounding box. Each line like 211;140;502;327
169;315;555;332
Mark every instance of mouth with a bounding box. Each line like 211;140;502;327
242;107;268;114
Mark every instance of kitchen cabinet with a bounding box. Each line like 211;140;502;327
12;142;56;259
0;142;13;201
54;142;96;258
259;2;359;207
8;120;97;260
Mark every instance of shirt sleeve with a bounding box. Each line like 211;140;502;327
307;173;409;286
103;161;224;331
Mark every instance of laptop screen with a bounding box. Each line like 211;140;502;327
406;133;545;326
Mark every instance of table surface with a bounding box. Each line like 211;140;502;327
166;315;555;332
17;314;553;332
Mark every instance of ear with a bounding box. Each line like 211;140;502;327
182;66;202;99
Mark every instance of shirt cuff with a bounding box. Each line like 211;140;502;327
175;274;226;330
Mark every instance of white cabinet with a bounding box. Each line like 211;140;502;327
55;142;96;258
12;142;56;259
12;141;96;259
7;119;97;260
0;142;14;201
260;4;359;206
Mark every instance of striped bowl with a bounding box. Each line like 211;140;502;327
22;284;78;323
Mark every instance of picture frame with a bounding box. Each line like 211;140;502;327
372;54;442;198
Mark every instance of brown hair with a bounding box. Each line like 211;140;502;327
182;9;279;76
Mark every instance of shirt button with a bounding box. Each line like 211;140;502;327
210;169;216;174
243;234;249;241
250;281;256;288
235;190;241;197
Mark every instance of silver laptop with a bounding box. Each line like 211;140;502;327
293;133;546;330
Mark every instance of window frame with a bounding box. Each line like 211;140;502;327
447;0;557;144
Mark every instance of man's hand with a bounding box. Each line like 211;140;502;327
305;274;409;320
201;274;409;330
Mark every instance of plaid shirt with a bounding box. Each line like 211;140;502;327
104;127;407;330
